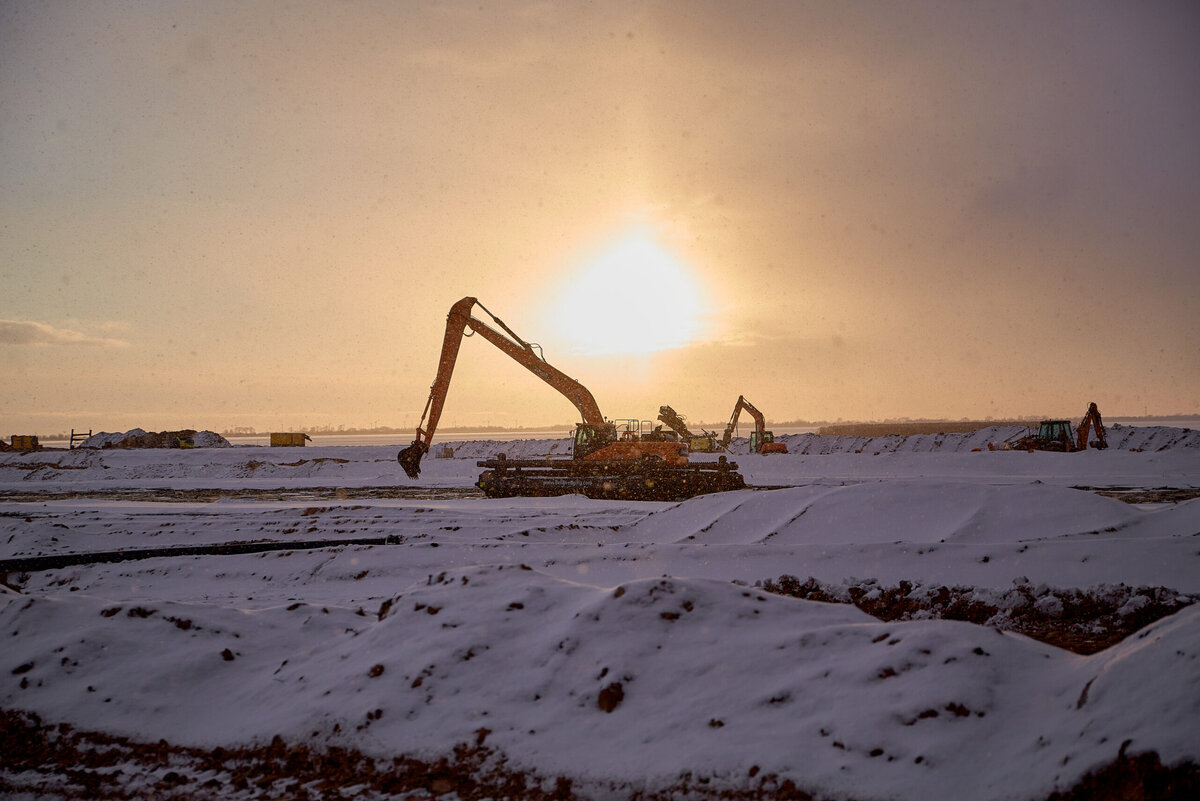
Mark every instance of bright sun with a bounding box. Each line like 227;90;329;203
546;229;712;356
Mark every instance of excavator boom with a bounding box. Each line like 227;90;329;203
398;297;604;478
398;296;747;500
720;395;787;454
1076;402;1108;451
720;395;765;446
657;405;695;440
658;405;722;452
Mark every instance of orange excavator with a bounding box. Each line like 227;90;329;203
398;297;744;500
719;395;789;454
1004;402;1109;453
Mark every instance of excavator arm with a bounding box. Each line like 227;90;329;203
398;297;605;478
719;395;765;447
1076;402;1108;451
657;405;696;440
659;405;724;452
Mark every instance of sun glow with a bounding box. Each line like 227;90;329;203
545;229;712;356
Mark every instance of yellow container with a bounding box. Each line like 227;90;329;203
11;435;40;451
270;432;308;447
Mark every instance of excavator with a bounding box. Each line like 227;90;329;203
1003;402;1109;453
719;395;789;454
397;297;745;500
657;405;723;453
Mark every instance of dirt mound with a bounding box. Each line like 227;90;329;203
758;575;1197;654
3;708;1196;801
80;429;231;449
0;709;575;801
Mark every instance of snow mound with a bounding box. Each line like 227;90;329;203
79;429;231;449
758;574;1198;653
1105;422;1200;451
81;429;149;448
435;438;575;459
436;424;1200;460
192;430;232;448
1116;496;1200;539
4;567;1197;801
726;424;1200;455
629;482;1141;545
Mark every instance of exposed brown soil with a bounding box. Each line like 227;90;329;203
0;709;574;801
2;709;1196;800
757;576;1196;655
0;486;484;503
1;484;1193;505
1088;487;1200;504
1044;749;1200;801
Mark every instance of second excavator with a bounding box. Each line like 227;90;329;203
397;297;745;501
719;395;789;454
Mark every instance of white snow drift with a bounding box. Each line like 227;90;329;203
2;428;1198;800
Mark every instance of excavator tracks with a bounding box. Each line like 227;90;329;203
476;454;746;501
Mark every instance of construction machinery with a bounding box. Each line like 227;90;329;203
719;395;789;454
657;405;723;453
397;297;745;500
1003;402;1109;452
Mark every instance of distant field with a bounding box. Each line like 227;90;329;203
816;420;1034;436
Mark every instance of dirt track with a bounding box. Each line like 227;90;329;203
0;486;484;504
3;485;1198;505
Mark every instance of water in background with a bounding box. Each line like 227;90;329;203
225;419;1196;448
225;430;575;448
227;425;822;448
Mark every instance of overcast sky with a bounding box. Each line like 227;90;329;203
3;1;1198;434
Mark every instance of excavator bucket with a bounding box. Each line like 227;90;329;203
398;441;428;479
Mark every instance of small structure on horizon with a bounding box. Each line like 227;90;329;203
270;432;312;447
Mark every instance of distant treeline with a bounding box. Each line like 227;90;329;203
219;424;580;437
814;414;1200;437
27;414;1193;441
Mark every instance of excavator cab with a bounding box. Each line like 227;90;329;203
1036;420;1074;451
750;430;787;455
572;423;617;460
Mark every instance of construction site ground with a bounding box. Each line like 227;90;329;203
2;426;1198;800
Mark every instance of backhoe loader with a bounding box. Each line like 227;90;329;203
1002;402;1109;452
398;297;744;500
719;396;788;454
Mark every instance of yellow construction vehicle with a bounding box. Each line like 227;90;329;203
1004;402;1109;452
657;405;722;452
398;297;744;500
719;396;788;454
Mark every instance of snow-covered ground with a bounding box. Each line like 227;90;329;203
2;427;1198;800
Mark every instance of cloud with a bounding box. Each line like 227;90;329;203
0;320;130;347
